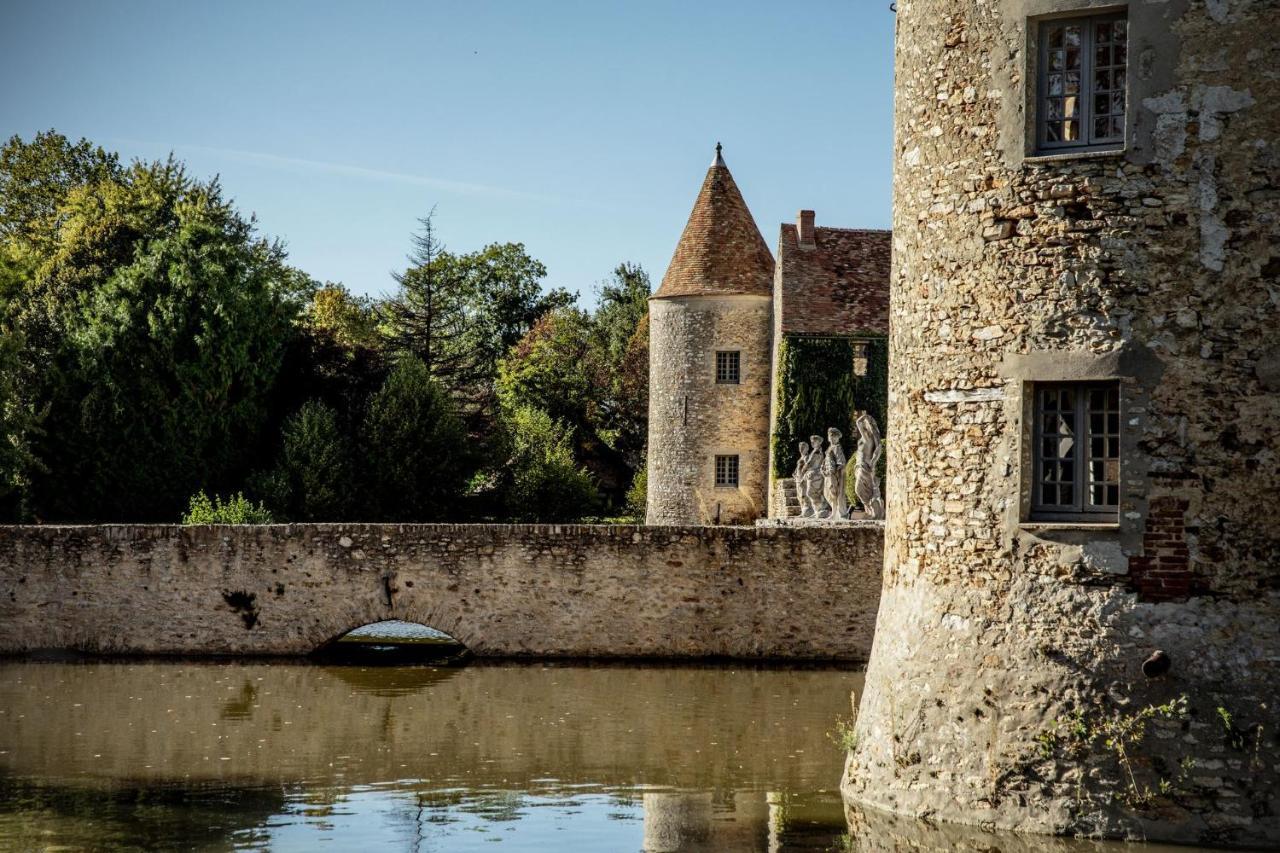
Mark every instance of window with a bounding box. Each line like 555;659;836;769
714;454;740;488
1032;382;1120;519
1037;13;1127;151
715;351;741;384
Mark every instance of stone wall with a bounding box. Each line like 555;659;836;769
843;0;1280;848
646;295;772;525
0;522;882;660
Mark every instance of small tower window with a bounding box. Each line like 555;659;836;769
1032;382;1121;519
715;351;741;384
1035;13;1127;152
714;454;740;488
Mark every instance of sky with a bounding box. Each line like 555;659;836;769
0;0;895;304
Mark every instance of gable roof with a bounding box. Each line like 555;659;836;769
653;147;775;300
776;224;891;337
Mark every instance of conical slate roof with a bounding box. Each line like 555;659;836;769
653;145;775;299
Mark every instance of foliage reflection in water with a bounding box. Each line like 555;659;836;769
0;661;1227;852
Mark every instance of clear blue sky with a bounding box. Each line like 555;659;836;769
0;0;895;303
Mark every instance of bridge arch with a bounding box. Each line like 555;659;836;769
314;619;469;664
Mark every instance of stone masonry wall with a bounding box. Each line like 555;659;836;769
844;0;1279;848
647;295;772;525
0;523;882;659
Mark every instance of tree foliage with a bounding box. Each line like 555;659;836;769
360;357;470;521
182;490;274;525
501;405;598;522
260;400;356;521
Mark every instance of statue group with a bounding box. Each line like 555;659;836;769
792;414;884;520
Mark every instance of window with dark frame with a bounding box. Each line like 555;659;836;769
1037;13;1127;152
1032;382;1121;520
715;350;741;384
714;454;740;488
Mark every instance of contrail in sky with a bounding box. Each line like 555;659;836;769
110;138;599;208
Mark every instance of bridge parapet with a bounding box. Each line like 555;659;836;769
0;523;883;660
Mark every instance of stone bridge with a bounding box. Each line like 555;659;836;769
0;523;882;659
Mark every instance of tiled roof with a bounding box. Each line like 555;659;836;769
654;150;774;299
776;224;891;336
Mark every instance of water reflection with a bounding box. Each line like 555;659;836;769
0;660;855;851
0;661;1225;852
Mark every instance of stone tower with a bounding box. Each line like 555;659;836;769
844;1;1279;848
646;145;774;525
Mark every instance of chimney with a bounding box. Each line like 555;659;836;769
797;210;816;248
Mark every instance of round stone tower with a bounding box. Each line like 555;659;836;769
844;1;1279;848
646;145;775;526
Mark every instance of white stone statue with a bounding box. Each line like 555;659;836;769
792;441;809;517
800;434;828;518
822;427;849;519
854;413;885;519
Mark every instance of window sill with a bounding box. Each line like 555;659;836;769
1020;520;1120;532
1023;147;1125;167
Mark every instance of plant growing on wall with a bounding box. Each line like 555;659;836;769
771;335;888;488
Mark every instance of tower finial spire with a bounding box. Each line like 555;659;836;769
713;141;725;167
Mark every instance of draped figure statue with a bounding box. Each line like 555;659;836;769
792;441;810;517
854;413;885;519
821;427;848;519
800;434;828;518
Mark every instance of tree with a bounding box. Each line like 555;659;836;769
306;283;380;350
495;307;597;430
0;326;40;520
261;400;355;521
11;156;299;520
589;264;651;471
502;405;598;522
360;357;469;520
0;130;120;250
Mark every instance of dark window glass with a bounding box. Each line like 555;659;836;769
715;454;740;487
715;351;741;384
1032;382;1121;518
1038;14;1126;151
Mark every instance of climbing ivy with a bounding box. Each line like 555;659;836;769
771;335;888;481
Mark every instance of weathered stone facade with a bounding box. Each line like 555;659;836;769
843;0;1280;848
647;295;773;525
0;523;883;660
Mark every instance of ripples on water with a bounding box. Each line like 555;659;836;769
0;655;1217;852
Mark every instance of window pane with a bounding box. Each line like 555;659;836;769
1064;119;1079;140
1064;25;1081;47
1049;24;1064;48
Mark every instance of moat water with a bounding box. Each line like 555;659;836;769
0;650;1217;852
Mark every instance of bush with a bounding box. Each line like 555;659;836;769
361;357;468;521
625;464;646;519
182;490;273;525
264;400;355;521
504;406;598;522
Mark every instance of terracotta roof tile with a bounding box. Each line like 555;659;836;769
776;224;890;336
654;152;774;299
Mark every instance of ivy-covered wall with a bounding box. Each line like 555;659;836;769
771;335;888;481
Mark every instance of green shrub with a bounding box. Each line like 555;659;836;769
182;490;273;525
361;356;468;521
504;405;598;522
625;464;646;519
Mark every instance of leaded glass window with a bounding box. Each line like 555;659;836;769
715;350;741;384
1038;14;1126;151
1032;382;1120;518
714;454;740;488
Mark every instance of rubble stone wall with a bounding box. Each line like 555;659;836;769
647;295;772;525
843;0;1280;848
0;522;882;660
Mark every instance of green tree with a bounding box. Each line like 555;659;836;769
384;211;472;386
0;326;40;520
495;307;597;430
502;405;598;522
361;357;469;520
262;400;355;521
0;130;120;251
306;283;380;350
10;155;299;520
